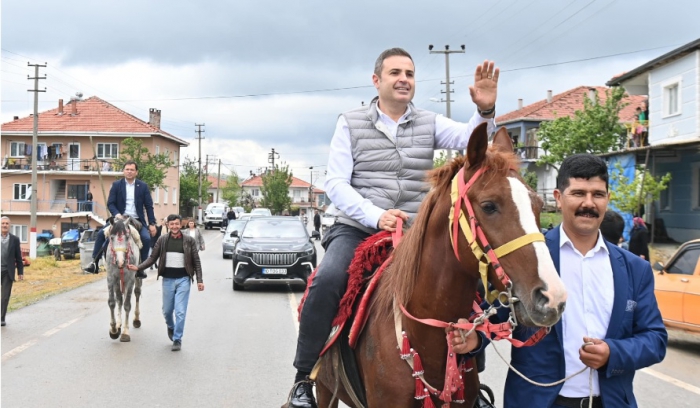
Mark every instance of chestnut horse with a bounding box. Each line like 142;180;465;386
313;124;567;407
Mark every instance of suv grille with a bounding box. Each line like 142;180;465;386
252;252;297;265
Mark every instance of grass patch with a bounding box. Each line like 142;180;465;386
540;212;562;229
8;257;104;312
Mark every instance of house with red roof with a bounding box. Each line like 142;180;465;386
495;86;647;207
1;96;188;243
206;174;229;204
606;38;700;242
240;174;325;214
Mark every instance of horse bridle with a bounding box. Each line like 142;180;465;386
109;231;133;293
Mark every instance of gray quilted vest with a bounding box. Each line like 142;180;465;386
333;97;436;233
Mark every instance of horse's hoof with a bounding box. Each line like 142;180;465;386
120;334;131;342
133;319;141;328
109;329;120;340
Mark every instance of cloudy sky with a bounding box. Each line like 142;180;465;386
2;0;699;186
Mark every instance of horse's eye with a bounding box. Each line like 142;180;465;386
481;202;497;214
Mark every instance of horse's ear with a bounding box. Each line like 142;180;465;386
466;122;489;169
492;126;514;153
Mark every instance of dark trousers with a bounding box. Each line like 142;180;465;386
293;223;371;372
92;222;151;263
1;270;14;322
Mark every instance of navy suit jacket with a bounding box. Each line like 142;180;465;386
107;178;156;226
502;226;667;408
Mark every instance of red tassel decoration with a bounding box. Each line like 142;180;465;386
414;378;428;400
422;395;436;408
400;332;411;360
412;352;424;377
453;385;465;404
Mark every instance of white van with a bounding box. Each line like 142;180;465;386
204;203;226;229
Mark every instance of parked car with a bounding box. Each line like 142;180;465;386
231;206;245;219
321;213;335;234
204;204;226;229
653;239;700;334
232;216;320;291
222;219;248;259
250;208;272;217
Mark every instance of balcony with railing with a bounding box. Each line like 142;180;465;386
624;120;649;149
515;146;539;161
1;157;119;172
0;199;109;219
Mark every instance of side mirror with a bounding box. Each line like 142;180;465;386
653;262;664;272
230;231;239;238
311;230;320;239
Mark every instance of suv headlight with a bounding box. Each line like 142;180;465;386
235;248;253;258
299;246;314;257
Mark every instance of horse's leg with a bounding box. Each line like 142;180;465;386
316;380;339;408
120;281;133;342
107;275;120;339
133;277;142;328
115;279;124;337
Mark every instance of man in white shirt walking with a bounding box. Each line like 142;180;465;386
284;47;500;408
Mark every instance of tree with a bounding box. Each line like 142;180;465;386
521;170;538;191
113;138;173;188
537;87;628;170
260;165;293;215
179;156;211;212
609;163;671;215
433;150;448;168
220;172;241;207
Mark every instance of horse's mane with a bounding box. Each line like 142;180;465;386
373;146;520;319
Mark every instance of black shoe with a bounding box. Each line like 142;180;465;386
136;270;147;279
83;262;98;274
167;327;174;341
1;321;6;327
287;380;317;408
172;340;181;351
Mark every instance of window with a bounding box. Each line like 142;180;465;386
173;150;178;164
662;78;681;117
659;185;671;211
163;187;168;204
13;183;31;200
172;187;177;205
252;188;260;197
293;189;300;200
667;247;700;275
11;225;28;243
97;143;119;159
10;142;26;157
155;145;160;155
67;185;88;200
154;186;160;204
37;143;47;161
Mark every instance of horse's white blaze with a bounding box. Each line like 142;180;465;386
506;177;567;308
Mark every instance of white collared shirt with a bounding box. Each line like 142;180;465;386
124;179;138;219
558;225;614;398
324;106;495;229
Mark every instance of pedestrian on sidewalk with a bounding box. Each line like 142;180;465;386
127;214;204;351
1;216;24;327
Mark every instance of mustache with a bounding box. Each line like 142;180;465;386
575;208;600;218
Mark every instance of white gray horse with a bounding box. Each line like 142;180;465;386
104;217;143;342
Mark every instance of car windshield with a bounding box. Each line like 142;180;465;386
226;220;247;233
209;207;224;214
251;208;271;216
242;219;307;239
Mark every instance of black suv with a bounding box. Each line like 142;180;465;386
232;216;319;291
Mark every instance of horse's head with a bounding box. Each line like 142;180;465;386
107;219;131;269
456;123;566;327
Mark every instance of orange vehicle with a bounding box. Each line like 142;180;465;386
653;239;700;333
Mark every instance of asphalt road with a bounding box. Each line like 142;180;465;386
2;225;700;407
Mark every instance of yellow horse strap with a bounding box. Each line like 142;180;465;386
493;232;545;258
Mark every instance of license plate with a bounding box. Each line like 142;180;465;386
263;268;287;275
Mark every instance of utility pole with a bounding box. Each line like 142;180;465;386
309;166;314;208
195;123;205;223
216;159;222;203
268;148;279;169
429;44;465;159
28;62;47;259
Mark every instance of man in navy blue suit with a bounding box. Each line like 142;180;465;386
487;154;666;408
84;161;157;278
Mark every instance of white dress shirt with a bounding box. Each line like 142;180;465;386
324;106;495;229
558;225;614;398
124;180;138;219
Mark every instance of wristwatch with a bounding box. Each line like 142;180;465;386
477;105;496;117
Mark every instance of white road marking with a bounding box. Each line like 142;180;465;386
2;339;38;362
288;291;300;334
641;367;700;396
2;316;83;362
